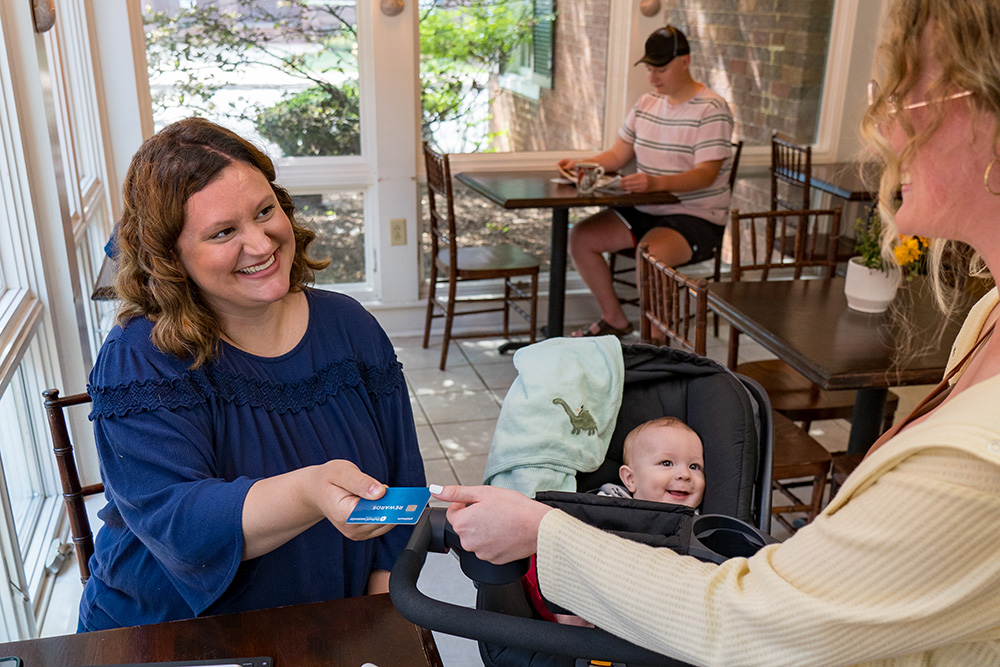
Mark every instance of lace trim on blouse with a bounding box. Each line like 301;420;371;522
88;358;404;420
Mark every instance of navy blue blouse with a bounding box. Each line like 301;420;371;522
79;289;424;631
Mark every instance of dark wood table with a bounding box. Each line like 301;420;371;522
708;277;974;454
456;170;679;337
0;594;442;667
807;162;881;202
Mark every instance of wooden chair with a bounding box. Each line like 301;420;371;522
725;208;898;443
422;142;540;370
771;133;856;262
610;141;744;311
42;388;104;585
637;248;831;529
770;410;832;531
771;133;811;212
636;243;707;353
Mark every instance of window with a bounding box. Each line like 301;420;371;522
498;0;554;99
143;0;372;288
420;0;608;154
292;190;367;285
0;0;112;639
45;0;117;362
143;0;362;159
0;59;51;643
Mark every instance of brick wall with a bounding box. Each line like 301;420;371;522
674;0;835;214
492;0;833;159
667;0;834;147
490;0;609;151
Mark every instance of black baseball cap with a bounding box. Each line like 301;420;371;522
635;26;691;67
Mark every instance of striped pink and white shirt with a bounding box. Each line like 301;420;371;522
619;87;735;225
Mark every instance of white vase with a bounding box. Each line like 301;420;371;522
844;256;901;313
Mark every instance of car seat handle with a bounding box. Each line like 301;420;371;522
390;508;691;666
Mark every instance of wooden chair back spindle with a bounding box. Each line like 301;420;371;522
771;133;812;212
637;243;708;354
42;388;103;585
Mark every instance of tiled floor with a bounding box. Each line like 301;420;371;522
40;323;932;667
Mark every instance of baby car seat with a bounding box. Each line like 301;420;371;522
392;344;775;667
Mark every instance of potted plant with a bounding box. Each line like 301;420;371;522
845;209;928;313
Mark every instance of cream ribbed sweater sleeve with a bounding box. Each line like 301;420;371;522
536;447;1000;666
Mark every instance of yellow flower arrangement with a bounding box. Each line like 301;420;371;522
893;234;929;273
855;210;929;280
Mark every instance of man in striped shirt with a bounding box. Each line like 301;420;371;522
559;26;735;339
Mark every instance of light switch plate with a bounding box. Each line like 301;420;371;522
390;218;407;246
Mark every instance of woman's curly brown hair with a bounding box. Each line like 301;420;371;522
114;117;329;368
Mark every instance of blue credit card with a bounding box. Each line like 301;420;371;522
346;487;431;525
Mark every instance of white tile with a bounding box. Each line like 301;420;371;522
416;424;446;461
807;419;851;454
394;338;469;370
417;552;484;666
447;453;490;487
489;386;510;406
457;337;515;366
473;361;519;391
406;365;487;396
733;336;777;364
434;419;497;458
410;395;428;425
416;390;502;425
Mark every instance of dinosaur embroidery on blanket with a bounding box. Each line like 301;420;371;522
552;398;599;436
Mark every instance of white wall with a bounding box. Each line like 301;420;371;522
832;0;884;161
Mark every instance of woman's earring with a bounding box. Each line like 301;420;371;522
985;158;1000;196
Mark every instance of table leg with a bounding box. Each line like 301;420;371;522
847;387;888;455
546;207;569;338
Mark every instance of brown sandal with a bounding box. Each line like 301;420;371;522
570;319;634;338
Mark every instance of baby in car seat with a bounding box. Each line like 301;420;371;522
525;416;706;626
599;416;706;506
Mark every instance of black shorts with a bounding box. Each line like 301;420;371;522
612;207;724;264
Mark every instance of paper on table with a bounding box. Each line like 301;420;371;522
593;175;624;193
557;166;624;193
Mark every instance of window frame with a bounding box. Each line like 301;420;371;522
0;0;104;639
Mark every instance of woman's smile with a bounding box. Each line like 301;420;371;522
238;252;277;276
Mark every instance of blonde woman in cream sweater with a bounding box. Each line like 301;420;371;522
432;1;1000;664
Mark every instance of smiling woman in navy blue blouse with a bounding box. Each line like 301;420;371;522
79;118;425;631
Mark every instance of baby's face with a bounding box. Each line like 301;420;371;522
620;426;705;507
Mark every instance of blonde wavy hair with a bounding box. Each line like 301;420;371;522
115;118;329;368
861;0;1000;316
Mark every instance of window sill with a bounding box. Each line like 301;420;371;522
498;73;542;101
